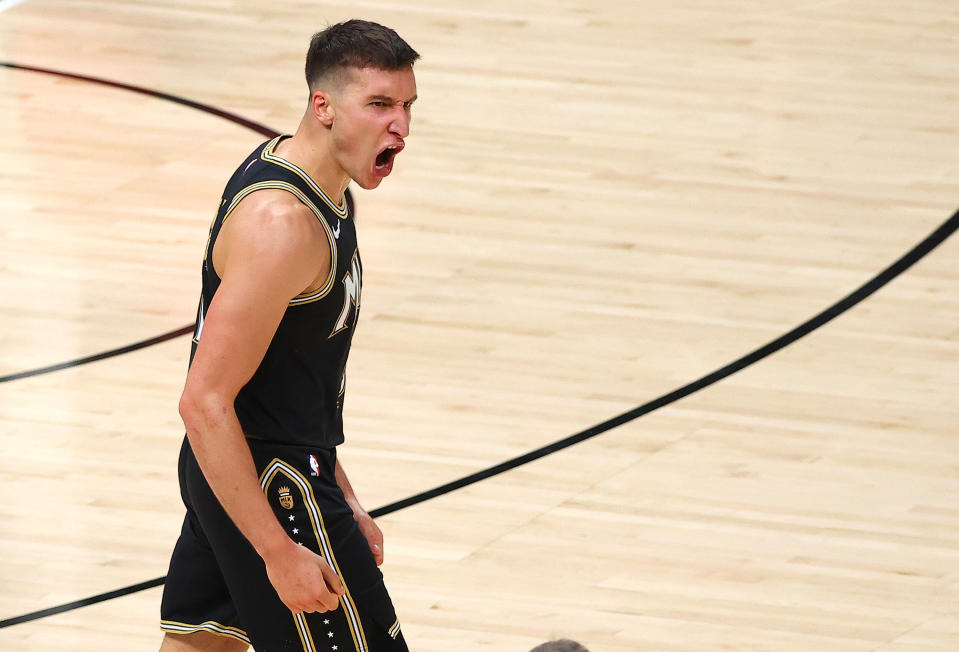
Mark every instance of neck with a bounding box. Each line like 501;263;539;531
273;114;350;204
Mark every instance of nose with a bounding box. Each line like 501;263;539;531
389;107;411;139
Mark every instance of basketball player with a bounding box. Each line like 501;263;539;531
158;20;418;652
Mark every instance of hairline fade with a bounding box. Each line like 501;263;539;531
305;19;420;93
528;640;592;652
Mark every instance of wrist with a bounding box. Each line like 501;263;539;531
348;500;368;520
254;527;295;563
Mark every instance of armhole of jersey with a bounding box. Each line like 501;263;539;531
217;181;338;306
289;213;337;306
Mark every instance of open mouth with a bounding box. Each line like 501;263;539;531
375;144;401;169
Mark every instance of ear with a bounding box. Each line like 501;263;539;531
311;90;335;127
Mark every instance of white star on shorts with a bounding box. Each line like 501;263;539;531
288;515;295;521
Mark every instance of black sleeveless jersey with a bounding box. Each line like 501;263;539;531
190;135;361;448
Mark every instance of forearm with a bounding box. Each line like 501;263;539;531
182;394;292;561
334;459;366;516
335;458;384;564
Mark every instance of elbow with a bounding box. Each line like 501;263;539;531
178;385;227;449
178;389;203;445
178;390;198;430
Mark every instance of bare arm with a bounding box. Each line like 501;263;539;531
179;191;344;612
335;459;384;565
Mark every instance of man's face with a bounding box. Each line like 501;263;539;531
328;66;417;190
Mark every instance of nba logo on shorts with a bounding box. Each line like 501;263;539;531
309;454;320;477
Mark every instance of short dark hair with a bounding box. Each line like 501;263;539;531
305;19;419;90
529;640;591;652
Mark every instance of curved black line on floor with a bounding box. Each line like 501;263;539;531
0;62;279;137
2;58;958;630
0;61;280;383
2;208;956;629
0;326;194;382
0;578;167;628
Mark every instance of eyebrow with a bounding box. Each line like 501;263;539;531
368;94;418;105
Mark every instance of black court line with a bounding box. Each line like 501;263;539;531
0;579;167;629
2;60;957;628
0;60;279;383
0;325;194;383
0;62;278;137
1;208;956;629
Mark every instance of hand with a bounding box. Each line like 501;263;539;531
355;511;384;566
263;539;345;613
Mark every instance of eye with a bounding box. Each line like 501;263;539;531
370;101;388;107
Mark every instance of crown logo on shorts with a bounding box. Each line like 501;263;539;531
278;486;294;510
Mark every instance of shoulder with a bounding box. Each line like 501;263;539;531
232;189;319;229
214;189;331;290
225;189;327;252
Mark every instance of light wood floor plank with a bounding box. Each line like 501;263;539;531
1;1;958;650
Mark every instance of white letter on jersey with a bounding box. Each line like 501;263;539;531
330;252;362;338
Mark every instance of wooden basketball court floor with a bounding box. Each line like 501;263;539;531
1;1;958;650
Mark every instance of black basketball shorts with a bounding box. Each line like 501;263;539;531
161;436;407;652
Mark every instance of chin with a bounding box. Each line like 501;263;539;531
354;177;383;190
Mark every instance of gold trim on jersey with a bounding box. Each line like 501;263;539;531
160;619;250;643
201;200;225;264
294;611;318;652
388;617;401;639
261;136;349;218
221;180;338;305
260;459;370;652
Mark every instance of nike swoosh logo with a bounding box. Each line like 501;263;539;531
332;221;341;239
